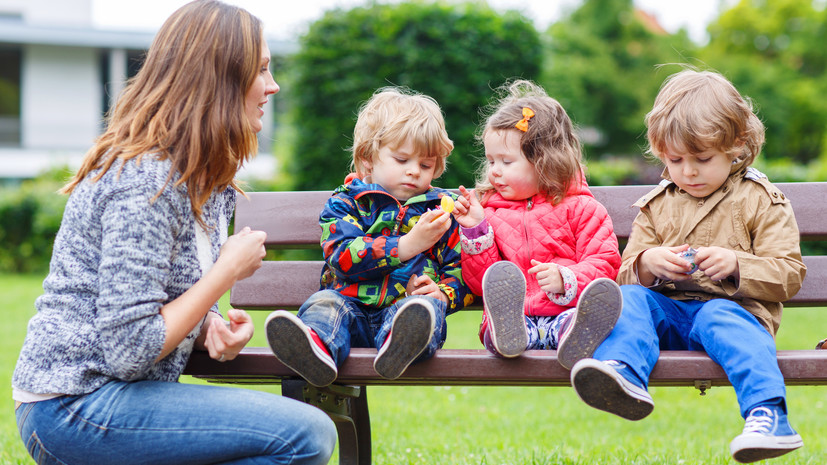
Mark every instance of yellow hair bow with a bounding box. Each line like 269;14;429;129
515;107;535;132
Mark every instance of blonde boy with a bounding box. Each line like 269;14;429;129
265;87;470;386
570;70;806;463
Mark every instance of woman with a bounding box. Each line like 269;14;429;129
12;1;336;464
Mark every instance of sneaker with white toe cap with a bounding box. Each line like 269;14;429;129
730;404;803;463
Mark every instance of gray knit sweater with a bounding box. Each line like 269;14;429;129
12;155;235;396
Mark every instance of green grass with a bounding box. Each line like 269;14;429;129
3;273;826;464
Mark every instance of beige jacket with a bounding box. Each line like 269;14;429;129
618;165;806;336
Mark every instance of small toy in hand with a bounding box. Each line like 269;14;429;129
677;247;699;274
440;195;455;214
430;195;455;222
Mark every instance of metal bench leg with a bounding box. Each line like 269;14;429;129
282;380;371;465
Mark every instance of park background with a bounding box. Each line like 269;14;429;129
2;0;827;463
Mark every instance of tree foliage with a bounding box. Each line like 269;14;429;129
542;0;697;159
701;0;827;163
287;1;542;190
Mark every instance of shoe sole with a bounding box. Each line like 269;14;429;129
731;434;803;463
482;261;527;358
265;312;337;387
571;359;653;421
374;300;435;380
557;278;622;370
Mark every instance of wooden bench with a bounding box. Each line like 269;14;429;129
184;183;827;465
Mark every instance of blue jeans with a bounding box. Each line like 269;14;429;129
15;380;337;465
298;290;447;366
594;284;787;418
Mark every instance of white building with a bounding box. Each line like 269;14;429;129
0;0;295;181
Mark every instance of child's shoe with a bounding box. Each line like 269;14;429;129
481;261;528;358
571;358;654;421
265;310;337;387
374;298;435;380
730;404;803;463
556;278;622;370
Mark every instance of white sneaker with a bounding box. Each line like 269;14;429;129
374;298;435;380
556;278;622;370
481;261;528;358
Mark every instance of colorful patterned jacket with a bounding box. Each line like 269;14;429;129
319;176;472;313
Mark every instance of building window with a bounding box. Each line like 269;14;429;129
0;46;21;146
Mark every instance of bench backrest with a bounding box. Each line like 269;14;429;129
231;183;827;310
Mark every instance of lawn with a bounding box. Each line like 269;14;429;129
2;272;825;464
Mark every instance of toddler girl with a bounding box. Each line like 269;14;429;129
453;80;622;368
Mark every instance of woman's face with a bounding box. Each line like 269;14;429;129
245;38;279;133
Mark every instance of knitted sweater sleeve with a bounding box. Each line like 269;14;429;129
95;182;182;381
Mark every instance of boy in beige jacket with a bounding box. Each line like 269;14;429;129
570;70;806;464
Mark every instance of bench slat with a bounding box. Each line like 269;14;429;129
235;183;827;245
230;255;827;310
185;348;827;387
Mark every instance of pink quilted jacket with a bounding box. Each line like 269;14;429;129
461;177;621;317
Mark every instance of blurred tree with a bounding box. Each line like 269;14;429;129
286;1;542;190
702;0;827;163
542;0;696;159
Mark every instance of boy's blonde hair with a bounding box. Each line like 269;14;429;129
476;80;583;206
351;87;453;179
646;69;765;165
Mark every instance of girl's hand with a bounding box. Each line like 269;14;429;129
203;309;255;362
528;259;564;295
398;210;452;261
452;185;485;228
695;246;739;282
406;274;449;304
638;244;694;285
215;227;267;282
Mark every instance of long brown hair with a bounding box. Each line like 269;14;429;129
62;0;263;220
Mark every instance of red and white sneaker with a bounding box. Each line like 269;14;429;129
374;298;435;380
265;310;337;387
481;261;528;358
557;278;622;370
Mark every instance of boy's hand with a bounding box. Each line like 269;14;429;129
452;185;485;228
406;274;448;304
695;246;739;282
528;259;564;295
397;209;451;261
638;244;694;285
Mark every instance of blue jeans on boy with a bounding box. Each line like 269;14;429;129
298;290;447;366
16;379;336;465
593;284;787;418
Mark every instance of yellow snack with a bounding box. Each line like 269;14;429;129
440;195;455;214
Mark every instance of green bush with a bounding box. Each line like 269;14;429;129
287;1;542;190
0;168;70;272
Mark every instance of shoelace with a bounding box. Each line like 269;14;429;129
743;407;774;434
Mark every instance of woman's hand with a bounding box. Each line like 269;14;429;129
452;186;485;228
215;226;267;282
202;309;255;362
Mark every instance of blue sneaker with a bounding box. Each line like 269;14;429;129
730;404;803;463
571;358;654;421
